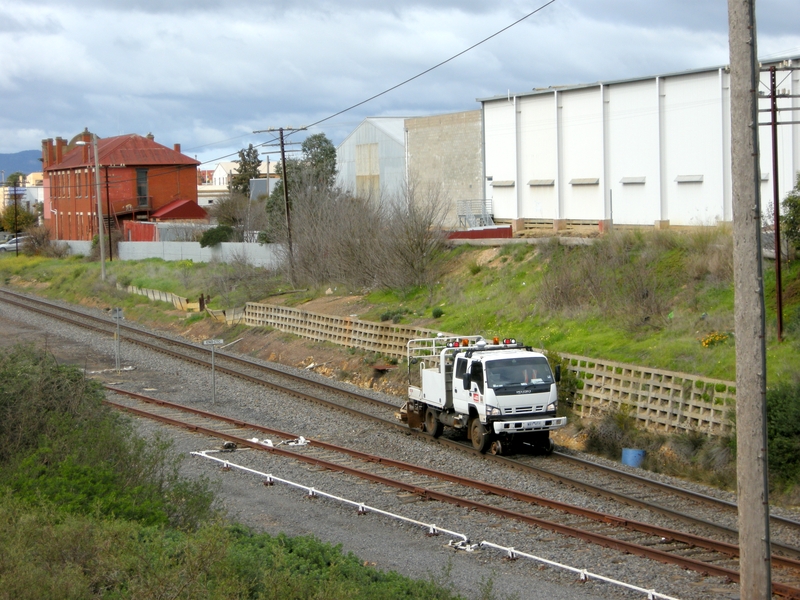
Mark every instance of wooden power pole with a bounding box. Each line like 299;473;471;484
728;1;772;597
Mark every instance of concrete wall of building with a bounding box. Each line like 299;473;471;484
481;57;800;227
405;110;483;227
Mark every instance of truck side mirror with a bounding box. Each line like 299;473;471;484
554;364;561;383
462;373;471;388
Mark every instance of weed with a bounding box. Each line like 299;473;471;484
698;331;729;347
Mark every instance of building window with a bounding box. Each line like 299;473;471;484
136;169;149;206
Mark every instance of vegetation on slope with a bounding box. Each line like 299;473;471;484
0;347;468;599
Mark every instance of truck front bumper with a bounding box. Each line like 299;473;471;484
491;416;567;434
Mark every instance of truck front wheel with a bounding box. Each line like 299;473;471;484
469;417;490;453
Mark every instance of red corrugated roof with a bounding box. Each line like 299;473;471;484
150;199;208;220
46;134;200;171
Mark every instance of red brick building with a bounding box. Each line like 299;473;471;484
42;130;202;241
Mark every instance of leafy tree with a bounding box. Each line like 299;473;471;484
266;133;337;231
199;225;234;247
230;144;262;196
1;203;36;233
301;132;337;189
5;171;25;186
781;173;800;249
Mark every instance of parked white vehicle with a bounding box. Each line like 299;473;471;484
402;336;566;455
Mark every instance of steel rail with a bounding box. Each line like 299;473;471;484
104;390;800;599
105;387;800;569
2;289;800;542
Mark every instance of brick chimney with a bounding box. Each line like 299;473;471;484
55;137;67;165
41;139;54;169
173;143;181;153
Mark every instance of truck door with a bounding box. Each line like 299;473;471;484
452;356;470;414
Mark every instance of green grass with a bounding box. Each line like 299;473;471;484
1;229;799;384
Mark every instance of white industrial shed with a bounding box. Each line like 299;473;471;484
480;55;800;228
336;117;407;200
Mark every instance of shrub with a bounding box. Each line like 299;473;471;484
432;307;444;319
199;225;234;248
766;381;800;490
781;173;800;249
0;345;216;529
24;225;68;257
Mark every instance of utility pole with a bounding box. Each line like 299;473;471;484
92;135;106;281
758;61;799;342
77;135;106;281
252;126;306;285
728;2;772;598
105;166;113;262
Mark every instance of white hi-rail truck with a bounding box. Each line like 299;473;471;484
402;336;566;455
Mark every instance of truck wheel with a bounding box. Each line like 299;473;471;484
541;438;555;456
424;408;443;438
469;418;490;453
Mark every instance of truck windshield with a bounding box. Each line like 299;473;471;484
486;357;553;388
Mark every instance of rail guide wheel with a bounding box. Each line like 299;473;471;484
489;439;504;456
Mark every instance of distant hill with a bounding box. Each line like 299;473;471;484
0;150;42;179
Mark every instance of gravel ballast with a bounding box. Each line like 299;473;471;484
0;295;749;600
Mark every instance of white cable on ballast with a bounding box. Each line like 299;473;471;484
191;449;684;600
479;541;682;600
192;450;469;544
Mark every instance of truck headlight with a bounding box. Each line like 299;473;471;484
547;402;557;413
485;405;502;417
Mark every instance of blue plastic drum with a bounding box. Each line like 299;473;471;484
621;448;645;468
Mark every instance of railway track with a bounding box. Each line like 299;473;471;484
3;287;800;586
106;387;800;598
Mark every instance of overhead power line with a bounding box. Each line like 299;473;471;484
302;1;558;131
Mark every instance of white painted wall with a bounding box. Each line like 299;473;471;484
560;87;604;220
480;55;800;227
519;94;558;218
118;242;280;268
661;71;726;225
483;99;518;218
605;80;661;224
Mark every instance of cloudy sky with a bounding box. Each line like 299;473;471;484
2;0;799;166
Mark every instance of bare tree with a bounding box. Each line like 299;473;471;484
210;190;269;242
271;173;449;293
379;178;450;290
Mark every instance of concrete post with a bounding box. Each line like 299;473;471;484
728;1;772;598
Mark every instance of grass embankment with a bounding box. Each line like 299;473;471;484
2;229;798;383
0;347;468;599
